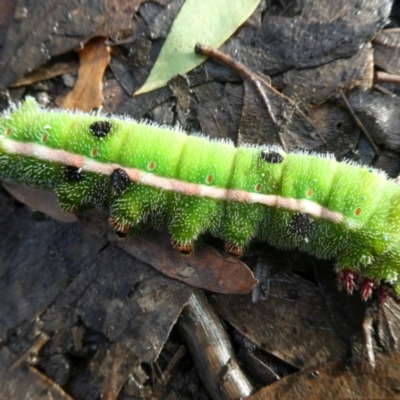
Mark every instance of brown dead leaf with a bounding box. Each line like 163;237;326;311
0;347;73;400
77;210;258;295
0;0;139;90
0;188;107;339
2;182;78;223
282;44;374;105
90;342;138;400
249;351;400;400
59;37;110;111
117;230;258;295
212;268;348;368
374;28;400;74
349;91;400;152
0;2;17;49
49;244;193;363
238;80;325;152
10;56;79;88
305;101;359;158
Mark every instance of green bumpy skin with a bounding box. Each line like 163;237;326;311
1;98;400;295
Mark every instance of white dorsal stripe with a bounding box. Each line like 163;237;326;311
0;137;344;224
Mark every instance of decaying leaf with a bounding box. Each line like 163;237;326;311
89;342;138;399
47;244;193;363
10;56;79;88
238;79;325;151
0;0;137;90
249;351;400;400
59;37;110;111
349;91;400;151
60;38;110;111
212;268;349;369
374;28;400;74
0;347;72;400
77;210;258;295
282;44;374;105
2;182;78;223
0;189;107;339
134;0;260;95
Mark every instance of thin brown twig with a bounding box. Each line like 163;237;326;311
163;345;186;380
195;43;288;151
105;37;135;46
8;332;50;371
373;84;397;97
375;71;400;85
339;89;381;157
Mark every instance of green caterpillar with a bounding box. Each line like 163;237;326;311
1;97;400;300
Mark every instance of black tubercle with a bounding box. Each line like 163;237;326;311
89;121;112;138
111;168;130;193
64;166;83;182
260;151;284;164
290;213;315;236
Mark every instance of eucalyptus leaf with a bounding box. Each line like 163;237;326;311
134;0;260;96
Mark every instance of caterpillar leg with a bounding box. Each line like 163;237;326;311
337;269;357;295
172;239;194;254
109;216;130;235
360;278;375;301
221;203;264;256
336;269;376;300
109;183;168;234
335;243;373;300
336;244;399;301
170;195;221;254
223;242;243;257
362;252;400;301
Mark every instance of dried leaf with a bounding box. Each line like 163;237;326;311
0;189;107;339
90;343;138;398
374;28;400;74
0;347;72;400
0;0;138;90
249;351;400;400
10;57;79;88
238;80;325;151
251;1;392;76
213;268;348;368
51;245;193;362
282;44;374;105
349;91;400;151
117;230;258;294
134;0;260;95
59;37;110;111
2;182;78;223
78;211;258;295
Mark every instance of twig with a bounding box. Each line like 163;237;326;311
339;89;380;157
8;332;50;371
105;36;135;46
373;84;397;97
195;43;288;151
375;71;400;85
178;292;254;399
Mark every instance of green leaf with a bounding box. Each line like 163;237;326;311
134;0;260;96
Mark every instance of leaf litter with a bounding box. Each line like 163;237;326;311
1;0;400;398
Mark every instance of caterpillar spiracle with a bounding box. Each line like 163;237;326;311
1;97;399;300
